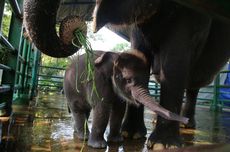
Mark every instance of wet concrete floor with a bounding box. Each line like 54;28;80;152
0;92;230;152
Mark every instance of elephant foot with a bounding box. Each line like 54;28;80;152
147;134;182;150
121;121;146;139
107;134;123;142
121;105;146;139
121;128;146;139
73;130;89;140
87;137;107;149
147;131;182;150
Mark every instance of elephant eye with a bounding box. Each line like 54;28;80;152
126;78;132;84
115;74;122;79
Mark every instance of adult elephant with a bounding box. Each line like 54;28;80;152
23;0;230;149
93;0;230;149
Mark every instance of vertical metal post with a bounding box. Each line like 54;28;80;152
8;0;22;19
15;35;24;86
20;39;28;93
211;74;222;111
30;49;41;99
24;41;31;93
0;0;21;115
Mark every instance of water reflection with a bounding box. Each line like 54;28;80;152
0;93;230;151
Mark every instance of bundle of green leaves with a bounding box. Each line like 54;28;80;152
72;28;100;99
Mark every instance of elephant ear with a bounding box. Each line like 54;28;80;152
94;52;118;66
94;51;119;76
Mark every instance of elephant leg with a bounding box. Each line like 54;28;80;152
147;33;192;148
148;81;184;149
181;89;199;128
121;104;146;139
88;102;111;148
107;100;126;142
72;111;90;140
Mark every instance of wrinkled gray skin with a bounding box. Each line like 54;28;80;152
23;0;87;57
93;0;230;149
64;50;188;148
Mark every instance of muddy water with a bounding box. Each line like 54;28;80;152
0;93;230;152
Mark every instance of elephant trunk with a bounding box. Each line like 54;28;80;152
131;86;189;124
23;0;86;57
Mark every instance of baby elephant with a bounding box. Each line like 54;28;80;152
64;50;188;148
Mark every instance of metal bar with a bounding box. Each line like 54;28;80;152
18;54;25;64
16;71;22;75
14;84;22;90
199;91;214;94
219;99;230;103
24;41;31;91
0;85;11;93
219;91;230;94
39;65;66;71
217;85;230;88
0;102;6;109
0;64;12;71
8;0;22;19
38;74;64;79
25;73;31;78
197;98;213;101
38;79;63;83
0;33;16;52
219;70;230;73
37;84;62;88
211;74;222;111
149;93;160;96
30;49;40;98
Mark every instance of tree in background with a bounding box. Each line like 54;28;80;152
39;54;70;92
1;2;11;38
112;43;130;52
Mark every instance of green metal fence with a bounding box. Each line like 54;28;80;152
37;65;66;93
0;0;40;116
149;69;230;111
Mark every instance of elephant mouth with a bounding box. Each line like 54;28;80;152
23;0;87;57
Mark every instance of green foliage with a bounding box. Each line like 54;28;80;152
1;2;12;38
0;43;10;64
41;54;69;75
73;28;100;99
112;43;130;52
39;54;69;92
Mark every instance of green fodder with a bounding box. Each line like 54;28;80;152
72;28;100;100
80;119;87;152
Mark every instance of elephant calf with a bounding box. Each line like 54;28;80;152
64;50;188;148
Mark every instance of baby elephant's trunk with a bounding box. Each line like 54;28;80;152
131;86;189;124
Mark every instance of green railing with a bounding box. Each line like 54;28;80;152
148;69;230;111
37;65;66;93
0;0;40;116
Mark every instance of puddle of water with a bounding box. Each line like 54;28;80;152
0;93;230;151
